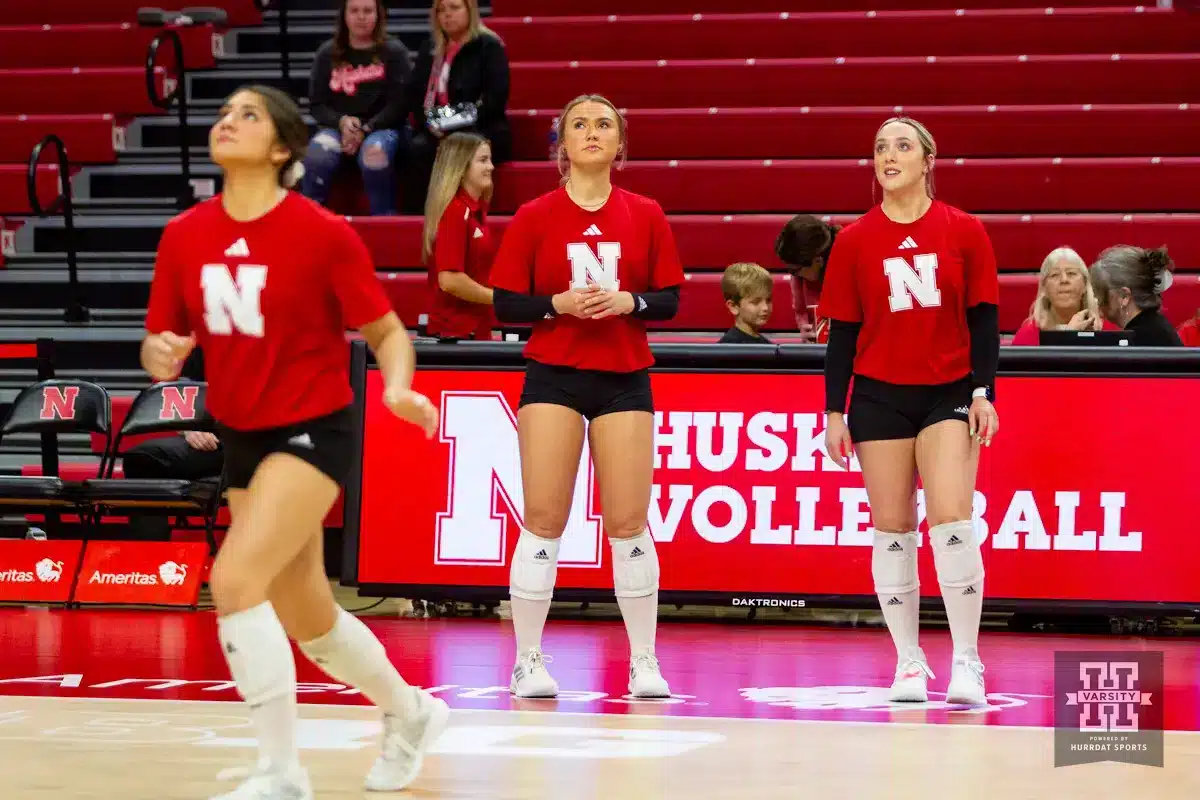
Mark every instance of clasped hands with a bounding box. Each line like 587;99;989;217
552;283;634;320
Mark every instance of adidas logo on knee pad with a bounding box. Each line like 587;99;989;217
629;546;645;558
887;596;903;606
962;586;977;596
534;550;549;560
946;534;963;546
887;541;904;552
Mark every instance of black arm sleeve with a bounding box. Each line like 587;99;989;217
308;46;343;130
823;319;861;414
493;288;555;323
629;285;680;321
967;302;1000;399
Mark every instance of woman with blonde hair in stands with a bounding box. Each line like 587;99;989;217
402;0;511;212
423;131;496;341
1009;247;1117;345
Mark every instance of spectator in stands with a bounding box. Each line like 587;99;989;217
402;0;511;214
718;262;773;343
423;132;496;341
122;349;221;540
1009;247;1117;345
775;214;838;342
1090;245;1184;346
301;0;412;216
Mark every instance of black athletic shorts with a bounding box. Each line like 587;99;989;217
215;405;356;489
518;359;653;420
848;375;972;443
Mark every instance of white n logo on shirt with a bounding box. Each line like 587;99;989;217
567;242;621;290
883;253;942;311
201;263;267;337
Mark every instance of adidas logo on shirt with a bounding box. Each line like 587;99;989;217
224;237;250;257
897;236;918;250
583;224;602;236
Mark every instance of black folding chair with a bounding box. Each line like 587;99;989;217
79;380;223;553
0;379;111;526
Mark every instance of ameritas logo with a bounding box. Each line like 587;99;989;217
87;569;159;586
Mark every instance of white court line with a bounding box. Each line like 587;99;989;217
2;693;1195;736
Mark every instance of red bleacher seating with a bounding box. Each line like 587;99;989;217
351;214;1200;274
492;0;1135;13
507;55;1200;109
0;67;169;115
485;158;1200;215
0;23;218;69
508;104;1200;161
0;164;62;214
0;0;261;26
489;8;1200;61
0;114;118;164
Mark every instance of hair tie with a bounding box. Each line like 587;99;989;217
1156;270;1173;293
282;161;306;188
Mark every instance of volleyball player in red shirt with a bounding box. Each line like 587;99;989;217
142;85;447;799
424;131;497;341
489;94;684;699
817;117;1000;708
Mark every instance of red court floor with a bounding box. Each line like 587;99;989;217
2;608;1198;797
2;608;1198;729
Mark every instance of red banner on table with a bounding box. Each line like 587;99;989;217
73;541;208;606
0;539;83;603
357;369;1199;606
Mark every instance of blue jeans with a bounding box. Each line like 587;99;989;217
301;127;406;215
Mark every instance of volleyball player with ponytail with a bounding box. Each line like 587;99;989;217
489;93;684;699
143;85;447;799
817;116;1000;707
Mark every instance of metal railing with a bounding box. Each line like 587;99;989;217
27;136;87;324
146;29;195;210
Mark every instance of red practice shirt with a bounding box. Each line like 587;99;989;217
1177;316;1200;347
489;186;685;373
427;190;496;340
816;200;999;386
144;192;394;431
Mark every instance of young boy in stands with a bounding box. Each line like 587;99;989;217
719;262;774;343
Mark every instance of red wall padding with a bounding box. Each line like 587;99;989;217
491;8;1197;62
508;105;1200;161
0;115;117;164
508;55;1200;109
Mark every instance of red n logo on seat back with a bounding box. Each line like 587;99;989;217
159;385;200;421
40;386;79;421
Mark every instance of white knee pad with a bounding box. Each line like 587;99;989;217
610;531;660;598
217;602;295;707
930;520;984;589
509;529;560;601
871;531;919;594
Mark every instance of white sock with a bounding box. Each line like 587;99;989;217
509;529;560;657
216;602;299;774
611;532;660;656
930;520;984;659
298;607;418;719
872;531;922;662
